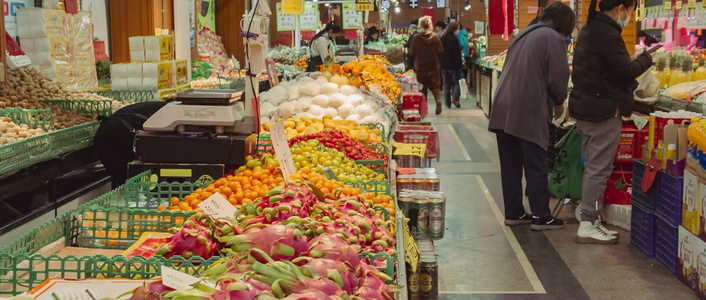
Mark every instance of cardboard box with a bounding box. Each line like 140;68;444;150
685;170;701;236
615;120;649;164
157;62;175;90
128;36;145;51
127;161;224;184
173;60;189;86
679;226;700;292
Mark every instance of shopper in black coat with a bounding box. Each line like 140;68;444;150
440;22;463;108
569;0;652;244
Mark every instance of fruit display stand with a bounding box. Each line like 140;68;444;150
1;164;403;297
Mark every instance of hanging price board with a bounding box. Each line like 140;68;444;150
343;2;363;29
282;0;304;14
276;3;297;31
665;1;672;9
299;2;319;30
676;0;683;10
393;143;427;157
401;211;420;274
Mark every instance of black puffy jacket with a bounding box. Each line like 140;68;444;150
569;12;652;122
440;33;463;71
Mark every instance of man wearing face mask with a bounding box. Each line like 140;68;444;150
570;0;652;244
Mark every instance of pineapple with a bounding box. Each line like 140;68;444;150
694;58;706;82
669;56;692;87
655;55;670;87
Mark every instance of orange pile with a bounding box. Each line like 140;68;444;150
161;164;284;212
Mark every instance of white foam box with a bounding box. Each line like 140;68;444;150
110;64;128;80
26;52;51;65
130;50;145;63
144;50;161;63
142;78;159;90
129;36;145;51
142;63;159;79
112;78;128;91
126;63;143;78
42;0;62;9
143;36;162;51
127;78;143;90
33;38;51;52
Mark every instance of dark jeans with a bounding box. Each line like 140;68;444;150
496;130;551;219
441;70;460;107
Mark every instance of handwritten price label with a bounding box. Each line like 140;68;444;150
282;0;304;14
393;143;426;158
276;3;297;31
161;266;200;290
299;2;319;30
198;192;237;220
271;120;296;180
343;2;362;29
401;211;420;274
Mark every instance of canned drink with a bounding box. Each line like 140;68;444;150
429;193;446;239
406;262;420;299
427;175;440;191
419;257;439;300
412;176;426;190
416;196;430;239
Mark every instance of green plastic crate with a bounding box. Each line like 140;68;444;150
362;122;387;142
355;159;386;174
87;90;156;102
39;100;113;116
46;121;100;157
77;206;193;249
0;107;54;131
344;179;391;196
123;171;209;209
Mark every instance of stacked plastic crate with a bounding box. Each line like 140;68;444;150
654;170;683;276
630;159;660;258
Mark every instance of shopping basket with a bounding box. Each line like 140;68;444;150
548;123;584;220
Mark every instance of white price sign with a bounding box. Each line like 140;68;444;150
198;192;237;220
299;2;319;30
343;2;362;29
161;266;200;290
277;3;297;31
270;120;296;180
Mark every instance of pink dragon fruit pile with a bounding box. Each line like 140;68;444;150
139;181;399;299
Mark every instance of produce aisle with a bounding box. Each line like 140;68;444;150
424;98;697;299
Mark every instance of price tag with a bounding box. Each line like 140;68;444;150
270;120;296;180
393;143;427;157
198;192;237;220
161;266;200;290
690;0;697;7
630;114;649;131
677;1;683;10
276;3;297;31
299;2;319;30
666;1;672;9
401;211;420;275
282;0;304;14
674;46;687;56
343;2;362;29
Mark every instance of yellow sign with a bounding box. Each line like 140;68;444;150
356;0;375;11
402;211;420;275
676;1;683;9
689;0;697;7
282;0;304;14
665;1;672;9
393;143;427;158
160;169;192;177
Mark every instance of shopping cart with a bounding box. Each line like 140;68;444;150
548;122;584;221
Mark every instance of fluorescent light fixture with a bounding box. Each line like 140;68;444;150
395;6;400;12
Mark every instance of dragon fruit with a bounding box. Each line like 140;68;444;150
354;264;397;300
294;257;360;295
239;183;319;227
308;234;361;268
122;279;173;300
221;224;309;262
155;216;219;259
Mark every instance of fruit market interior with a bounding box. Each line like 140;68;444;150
2;0;706;299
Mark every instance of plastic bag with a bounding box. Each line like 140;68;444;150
458;78;469;100
662;80;706;100
634;67;660;104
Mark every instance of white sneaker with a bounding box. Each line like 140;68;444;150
575;221;619;244
596;221;620;237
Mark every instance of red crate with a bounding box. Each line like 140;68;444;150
394;128;439;159
402;92;428;120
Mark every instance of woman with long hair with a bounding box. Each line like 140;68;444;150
308;22;342;72
488;2;575;230
570;0;653;244
440;22;463;108
409;16;444;114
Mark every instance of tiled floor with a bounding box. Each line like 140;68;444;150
425;97;696;299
